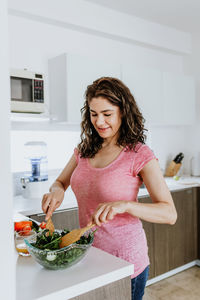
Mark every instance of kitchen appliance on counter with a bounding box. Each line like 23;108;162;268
21;141;49;199
10;69;45;113
191;152;200;176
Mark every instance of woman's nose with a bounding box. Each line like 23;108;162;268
96;115;105;126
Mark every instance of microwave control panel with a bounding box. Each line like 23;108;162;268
34;80;44;103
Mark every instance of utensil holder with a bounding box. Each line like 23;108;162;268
165;161;182;177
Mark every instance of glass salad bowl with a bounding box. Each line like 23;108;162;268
24;229;94;270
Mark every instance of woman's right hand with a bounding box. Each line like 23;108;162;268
42;189;65;221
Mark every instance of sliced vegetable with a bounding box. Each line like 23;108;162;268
21;225;32;235
40;222;46;229
14;221;32;232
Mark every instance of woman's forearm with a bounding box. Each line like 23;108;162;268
49;180;66;193
126;201;177;225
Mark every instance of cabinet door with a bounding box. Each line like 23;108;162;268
140;196;155;279
168;189;197;268
197;188;200;259
122;64;163;124
154;188;198;276
29;208;79;230
67;54;121;123
49;53;121;123
163;72;195;125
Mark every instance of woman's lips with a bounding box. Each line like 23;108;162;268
97;127;110;132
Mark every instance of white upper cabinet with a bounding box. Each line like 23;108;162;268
121;64;163;125
48;53;121;123
122;64;196;126
163;72;195;125
48;54;195;126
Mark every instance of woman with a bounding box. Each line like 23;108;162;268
42;77;177;300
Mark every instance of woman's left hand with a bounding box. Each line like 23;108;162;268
87;201;128;226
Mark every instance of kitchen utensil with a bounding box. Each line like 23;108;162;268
173;152;184;164
46;217;55;235
165;152;184;177
165;161;181;177
24;229;94;270
60;224;96;248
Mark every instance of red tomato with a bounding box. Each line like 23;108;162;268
19;225;32;236
40;222;46;229
14;221;32;232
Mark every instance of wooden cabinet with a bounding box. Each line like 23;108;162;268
140;188;198;279
48;53;121;123
29;207;79;230
70;277;131;300
139;196;155;279
154;188;197;276
197;188;200;259
169;189;197;268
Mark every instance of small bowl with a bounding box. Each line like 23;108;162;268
24;230;94;270
15;230;36;256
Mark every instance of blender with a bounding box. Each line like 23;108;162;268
21;141;49;199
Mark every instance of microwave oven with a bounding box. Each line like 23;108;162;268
10;69;45;113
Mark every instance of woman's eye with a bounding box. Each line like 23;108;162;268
91;114;97;117
104;114;111;117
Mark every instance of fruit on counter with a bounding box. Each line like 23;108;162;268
14;221;32;232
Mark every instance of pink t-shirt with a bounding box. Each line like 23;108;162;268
70;143;156;278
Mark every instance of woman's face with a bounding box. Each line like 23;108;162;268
89;97;122;142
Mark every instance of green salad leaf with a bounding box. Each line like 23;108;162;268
31;228;95;251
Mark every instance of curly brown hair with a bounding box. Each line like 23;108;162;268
77;77;147;157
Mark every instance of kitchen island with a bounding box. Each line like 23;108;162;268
16;245;133;300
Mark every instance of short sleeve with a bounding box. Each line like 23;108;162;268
74;148;80;164
132;144;157;177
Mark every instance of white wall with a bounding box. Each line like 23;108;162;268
8;1;196;176
11;130;80;172
0;1;16;299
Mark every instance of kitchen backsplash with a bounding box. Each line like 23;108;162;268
11;124;194;198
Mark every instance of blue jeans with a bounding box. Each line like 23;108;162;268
131;266;149;300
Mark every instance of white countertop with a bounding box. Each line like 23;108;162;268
16;246;133;300
14;176;200;217
139;176;200;197
13;187;78;216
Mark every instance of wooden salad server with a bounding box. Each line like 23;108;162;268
46;217;55;235
59;224;96;248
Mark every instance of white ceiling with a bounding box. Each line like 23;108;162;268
85;0;200;34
